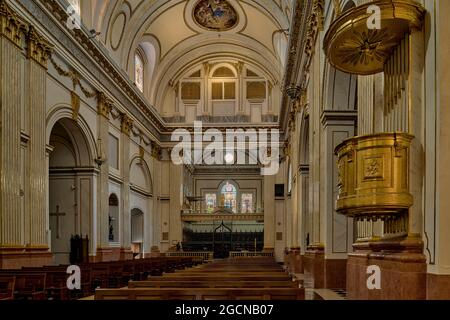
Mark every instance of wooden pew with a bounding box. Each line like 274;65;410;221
0;256;196;300
95;287;304;300
128;280;301;289
9;273;46;300
0;276;15;300
144;275;292;282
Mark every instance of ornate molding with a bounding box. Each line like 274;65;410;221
50;56;97;97
120;113;133;136
323;1;425;75
71;91;80;121
0;0;27;48
150;141;162;160
26;26;52;69
281;0;324;134
181;213;264;222
96;92;113;119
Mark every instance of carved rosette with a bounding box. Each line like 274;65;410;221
120;113;133;136
334;132;414;218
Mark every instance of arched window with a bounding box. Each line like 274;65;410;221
220;182;237;213
205;193;217;213
211;67;236;100
241;193;253;213
135;52;144;92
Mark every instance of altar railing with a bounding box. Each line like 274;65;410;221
165;251;213;261
229;251;274;258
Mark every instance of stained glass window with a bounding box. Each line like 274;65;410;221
205;193;216;213
241;193;253;213
221;182;237;213
135;53;144;92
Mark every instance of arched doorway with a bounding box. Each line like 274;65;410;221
129;157;153;256
131;208;144;258
48;118;95;265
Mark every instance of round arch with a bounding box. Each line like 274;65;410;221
46;105;97;167
129;155;154;194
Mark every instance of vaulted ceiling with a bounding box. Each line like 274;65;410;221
83;0;293;111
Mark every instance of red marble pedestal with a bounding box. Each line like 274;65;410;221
346;238;427;300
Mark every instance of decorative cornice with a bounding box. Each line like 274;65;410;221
23;0;165;133
1;0;53;69
0;0;27;48
281;0;324;134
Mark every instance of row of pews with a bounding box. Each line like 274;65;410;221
0;257;196;300
95;257;305;300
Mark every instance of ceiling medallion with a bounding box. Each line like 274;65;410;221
193;0;238;31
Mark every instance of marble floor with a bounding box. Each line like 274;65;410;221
294;273;347;300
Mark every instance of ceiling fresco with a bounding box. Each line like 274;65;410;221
193;0;239;31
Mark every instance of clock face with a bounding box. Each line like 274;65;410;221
193;0;238;31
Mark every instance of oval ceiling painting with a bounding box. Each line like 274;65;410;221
193;0;238;31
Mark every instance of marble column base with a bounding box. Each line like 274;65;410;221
347;238;427;300
426;273;450;300
303;245;347;289
0;247;52;269
324;258;347;289
303;246;325;288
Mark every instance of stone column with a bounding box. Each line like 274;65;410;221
169;162;183;244
263;173;275;251
1;6;53;267
320;110;356;288
298;165;309;255
407;30;424;238
27;27;53;255
95;92;112;261
0;6;26;268
120;113;133;260
236;61;244;114
202;62;210;115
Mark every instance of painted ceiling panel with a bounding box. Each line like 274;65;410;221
145;2;197;58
